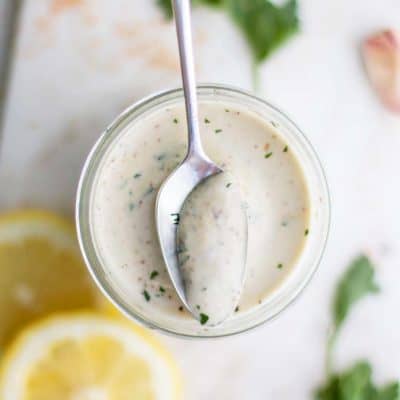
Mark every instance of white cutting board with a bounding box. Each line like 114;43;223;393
1;1;400;398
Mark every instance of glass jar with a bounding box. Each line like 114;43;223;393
76;84;330;338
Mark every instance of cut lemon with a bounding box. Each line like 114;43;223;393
0;313;182;400
0;210;98;349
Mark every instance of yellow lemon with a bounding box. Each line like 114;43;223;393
0;313;182;400
0;210;98;349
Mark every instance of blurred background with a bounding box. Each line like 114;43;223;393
0;0;400;399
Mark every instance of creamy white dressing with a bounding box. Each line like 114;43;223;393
91;101;310;326
177;172;247;326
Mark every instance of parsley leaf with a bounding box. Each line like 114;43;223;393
156;0;299;64
315;255;400;400
150;270;159;280
199;313;209;325
157;0;174;19
376;383;400;400
316;362;400;400
226;0;299;63
201;0;223;5
325;255;379;375
316;362;375;400
142;290;151;302
333;255;379;329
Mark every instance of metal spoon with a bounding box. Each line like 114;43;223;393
155;0;222;314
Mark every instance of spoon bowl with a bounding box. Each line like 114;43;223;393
156;153;222;310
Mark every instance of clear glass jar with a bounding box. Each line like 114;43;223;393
76;84;330;338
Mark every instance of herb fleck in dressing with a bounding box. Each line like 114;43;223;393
177;172;247;326
92;101;310;327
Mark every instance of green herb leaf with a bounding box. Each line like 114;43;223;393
159;286;166;293
316;362;374;400
203;0;223;5
143;184;155;198
376;383;400;400
199;313;209;325
155;153;166;161
171;213;180;225
156;0;299;63
143;290;151;302
317;256;397;399
156;0;299;91
157;0;174;19
265;152;273;159
316;361;400;400
333;255;379;329
226;0;299;63
150;270;159;280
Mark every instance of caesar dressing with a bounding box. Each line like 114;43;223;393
91;101;310;327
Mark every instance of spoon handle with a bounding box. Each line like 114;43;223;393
172;0;205;158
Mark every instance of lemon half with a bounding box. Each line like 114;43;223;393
0;210;98;348
0;313;182;400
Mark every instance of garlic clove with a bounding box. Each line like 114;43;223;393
362;29;400;113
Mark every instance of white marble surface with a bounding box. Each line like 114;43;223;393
1;0;400;398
